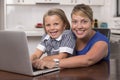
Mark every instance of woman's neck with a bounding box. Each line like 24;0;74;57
76;30;95;50
77;30;95;43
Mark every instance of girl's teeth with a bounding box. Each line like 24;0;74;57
51;32;56;35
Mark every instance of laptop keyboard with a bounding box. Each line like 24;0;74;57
33;67;49;72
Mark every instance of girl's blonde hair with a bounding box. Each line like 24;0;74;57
43;8;70;30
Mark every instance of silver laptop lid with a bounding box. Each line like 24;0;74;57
0;31;33;75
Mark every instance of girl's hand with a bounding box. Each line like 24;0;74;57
32;59;56;69
32;59;43;69
40;60;56;69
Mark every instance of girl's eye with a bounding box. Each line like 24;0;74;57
54;23;59;26
45;24;50;27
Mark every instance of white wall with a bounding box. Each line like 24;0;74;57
27;36;41;54
6;4;74;30
100;0;116;28
6;2;115;30
5;0;117;53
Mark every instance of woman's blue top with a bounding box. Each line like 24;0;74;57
76;31;110;61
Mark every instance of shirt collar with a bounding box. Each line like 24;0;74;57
44;34;62;41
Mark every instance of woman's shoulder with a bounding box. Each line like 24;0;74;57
88;31;109;46
93;31;109;41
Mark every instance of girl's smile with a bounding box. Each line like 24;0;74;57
44;15;66;39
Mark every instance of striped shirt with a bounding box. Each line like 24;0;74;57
37;30;76;56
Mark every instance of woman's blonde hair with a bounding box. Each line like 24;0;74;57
43;8;70;30
71;4;93;21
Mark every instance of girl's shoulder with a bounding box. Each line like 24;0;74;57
63;30;74;35
62;30;76;38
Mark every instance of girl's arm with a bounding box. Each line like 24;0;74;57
30;49;43;61
42;52;69;61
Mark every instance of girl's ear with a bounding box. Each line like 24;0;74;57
64;23;70;30
64;24;67;29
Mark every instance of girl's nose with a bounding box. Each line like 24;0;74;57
49;25;55;30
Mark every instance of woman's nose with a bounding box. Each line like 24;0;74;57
76;23;83;28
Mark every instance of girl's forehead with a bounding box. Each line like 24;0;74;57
45;15;61;19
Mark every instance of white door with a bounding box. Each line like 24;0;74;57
6;0;35;5
90;0;104;5
76;0;90;5
35;0;59;3
60;0;76;5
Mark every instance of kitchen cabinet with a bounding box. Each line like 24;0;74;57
6;0;35;5
60;0;89;5
25;29;45;36
89;0;104;5
60;0;77;5
35;0;60;4
4;0;106;36
6;0;46;36
110;17;120;34
0;0;5;30
77;0;89;5
60;0;105;5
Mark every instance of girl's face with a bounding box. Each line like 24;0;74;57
44;15;66;39
71;14;93;39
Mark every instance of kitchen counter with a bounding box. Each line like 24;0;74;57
0;59;119;80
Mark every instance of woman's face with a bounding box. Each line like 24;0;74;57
71;14;93;39
44;15;66;39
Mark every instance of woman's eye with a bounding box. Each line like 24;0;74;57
82;20;88;23
81;19;90;24
72;20;77;24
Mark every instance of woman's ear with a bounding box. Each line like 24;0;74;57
91;20;94;27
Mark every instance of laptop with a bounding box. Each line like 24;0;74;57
0;30;59;76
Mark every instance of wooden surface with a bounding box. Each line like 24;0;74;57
0;61;110;80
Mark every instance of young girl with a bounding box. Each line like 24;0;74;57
30;8;76;69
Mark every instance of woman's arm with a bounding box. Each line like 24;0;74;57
59;41;108;68
38;41;108;69
32;52;69;69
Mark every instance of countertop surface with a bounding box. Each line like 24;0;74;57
0;59;119;80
